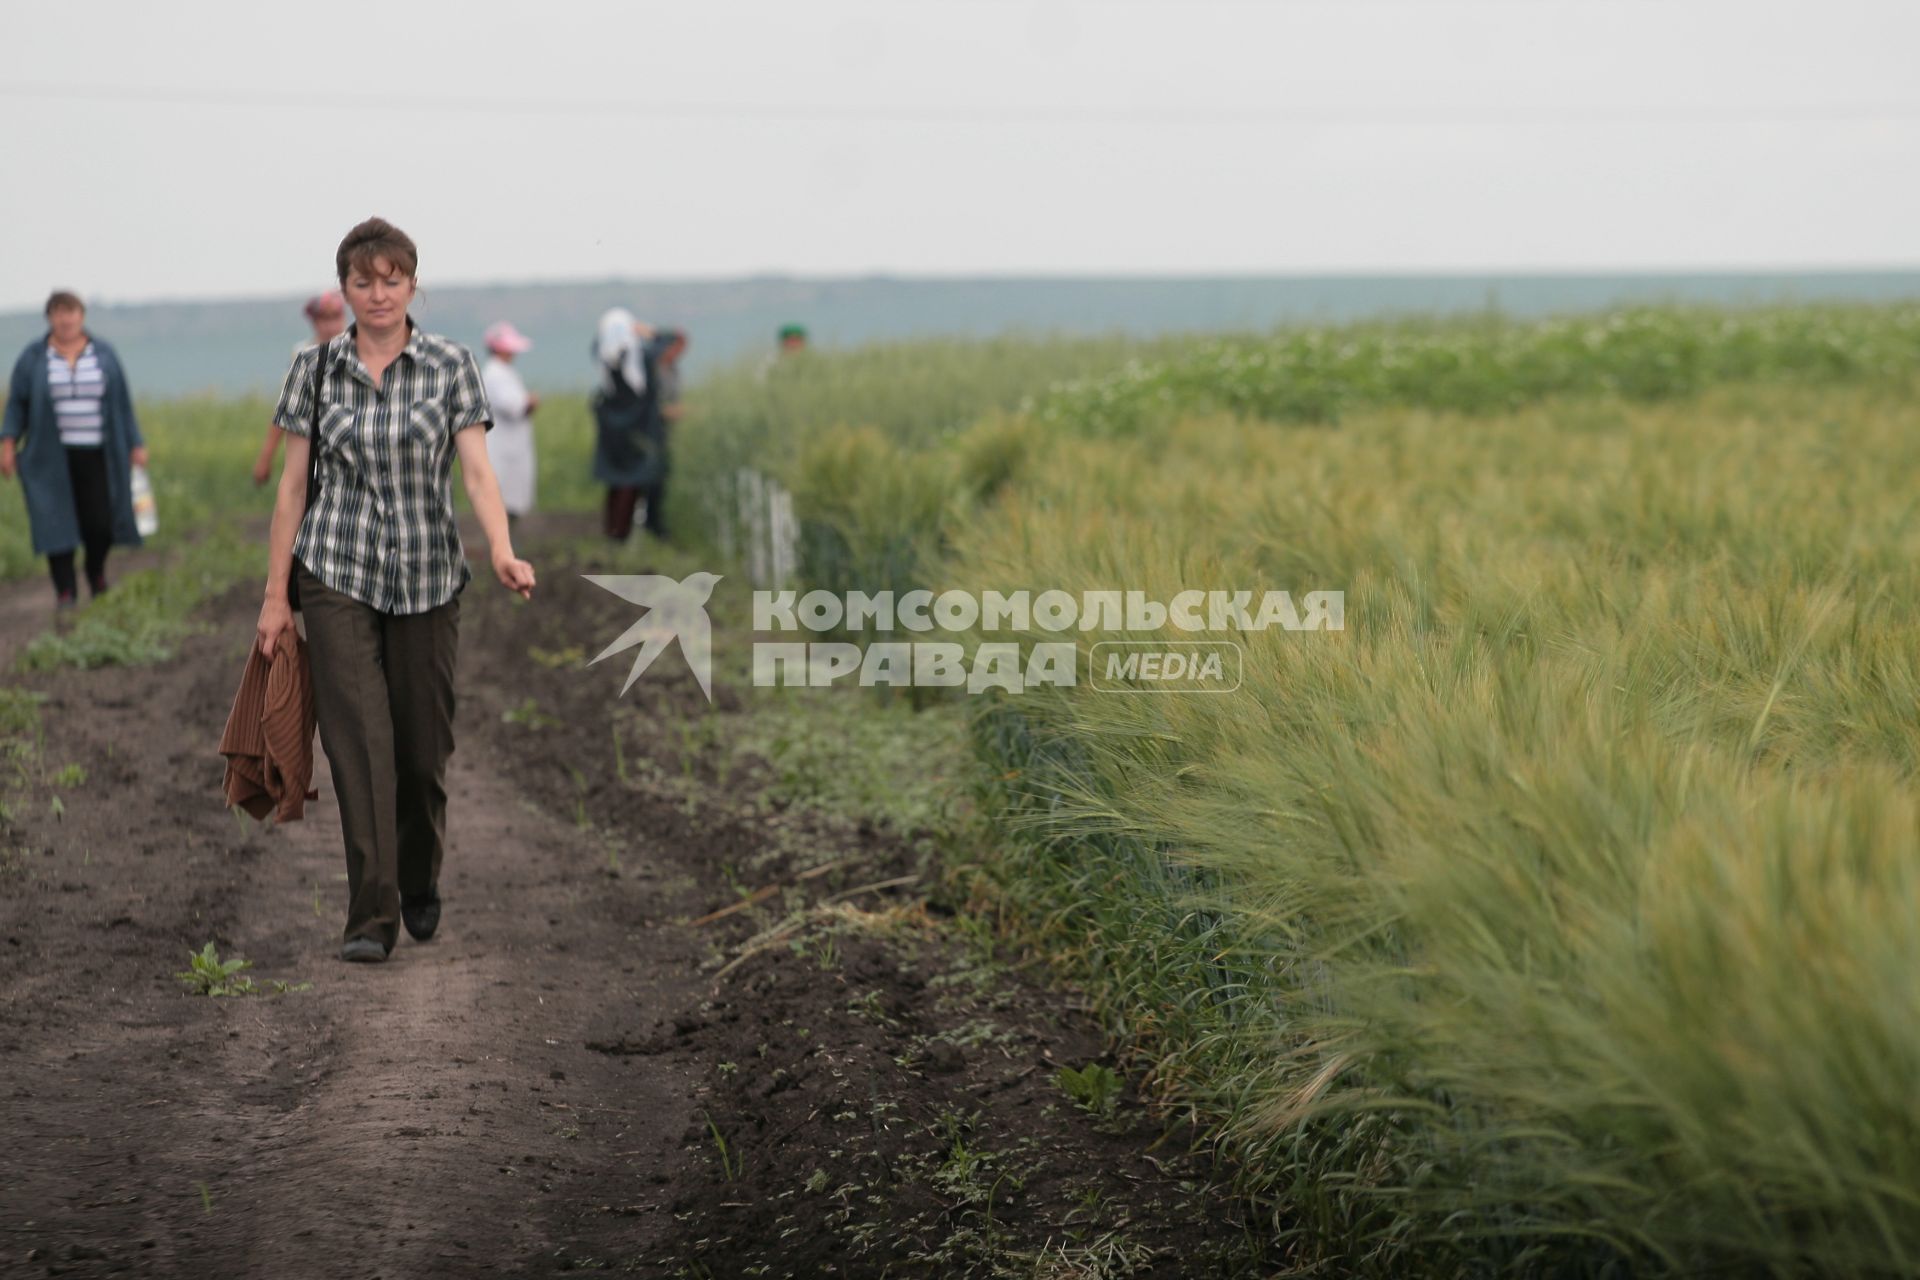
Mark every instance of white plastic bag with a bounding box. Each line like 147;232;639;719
130;464;158;537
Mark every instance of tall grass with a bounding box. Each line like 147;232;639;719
672;334;1203;583
939;385;1920;1274
682;307;1920;625
671;307;1920;1273
1029;305;1920;435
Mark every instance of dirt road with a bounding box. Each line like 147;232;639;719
0;529;1267;1279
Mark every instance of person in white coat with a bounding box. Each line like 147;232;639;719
480;322;537;522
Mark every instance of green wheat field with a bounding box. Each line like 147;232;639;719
8;304;1920;1275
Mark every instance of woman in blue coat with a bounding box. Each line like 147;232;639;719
1;291;148;606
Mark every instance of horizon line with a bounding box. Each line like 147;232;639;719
9;263;1920;316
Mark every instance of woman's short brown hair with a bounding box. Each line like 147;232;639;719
335;217;418;285
44;290;83;317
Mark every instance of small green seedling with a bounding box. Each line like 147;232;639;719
176;942;255;996
528;643;585;669
565;764;589;829
501;698;559;729
704;1111;740;1182
175;942;311;998
1055;1062;1123;1117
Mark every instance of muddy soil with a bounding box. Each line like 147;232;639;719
0;520;1272;1279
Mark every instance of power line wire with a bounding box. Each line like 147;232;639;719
3;81;1918;126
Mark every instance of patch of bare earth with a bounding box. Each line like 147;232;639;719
0;525;1271;1279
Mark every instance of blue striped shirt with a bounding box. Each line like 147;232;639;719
47;343;105;447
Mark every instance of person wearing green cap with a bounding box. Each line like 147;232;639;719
757;323;809;382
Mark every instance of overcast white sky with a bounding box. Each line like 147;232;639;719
4;0;1917;310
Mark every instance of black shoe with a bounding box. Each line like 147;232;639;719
401;889;441;942
340;936;388;963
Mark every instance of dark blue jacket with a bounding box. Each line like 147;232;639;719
3;335;146;555
590;342;665;488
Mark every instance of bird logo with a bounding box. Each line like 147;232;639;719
584;572;724;701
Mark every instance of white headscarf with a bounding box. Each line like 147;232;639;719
596;307;647;397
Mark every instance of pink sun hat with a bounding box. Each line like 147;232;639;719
483;321;533;355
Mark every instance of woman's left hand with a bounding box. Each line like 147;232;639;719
493;551;535;600
130;446;149;468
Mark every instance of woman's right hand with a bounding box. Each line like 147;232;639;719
256;594;294;660
0;440;15;479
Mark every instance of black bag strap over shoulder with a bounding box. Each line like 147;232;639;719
306;340;324;508
287;342;326;613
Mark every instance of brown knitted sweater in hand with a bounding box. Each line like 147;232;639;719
218;629;317;822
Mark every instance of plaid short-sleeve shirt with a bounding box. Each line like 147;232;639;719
273;322;492;615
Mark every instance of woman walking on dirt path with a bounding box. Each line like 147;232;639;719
254;217;536;964
1;291;150;608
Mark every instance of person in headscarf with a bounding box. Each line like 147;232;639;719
480;321;537;524
590;307;663;542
